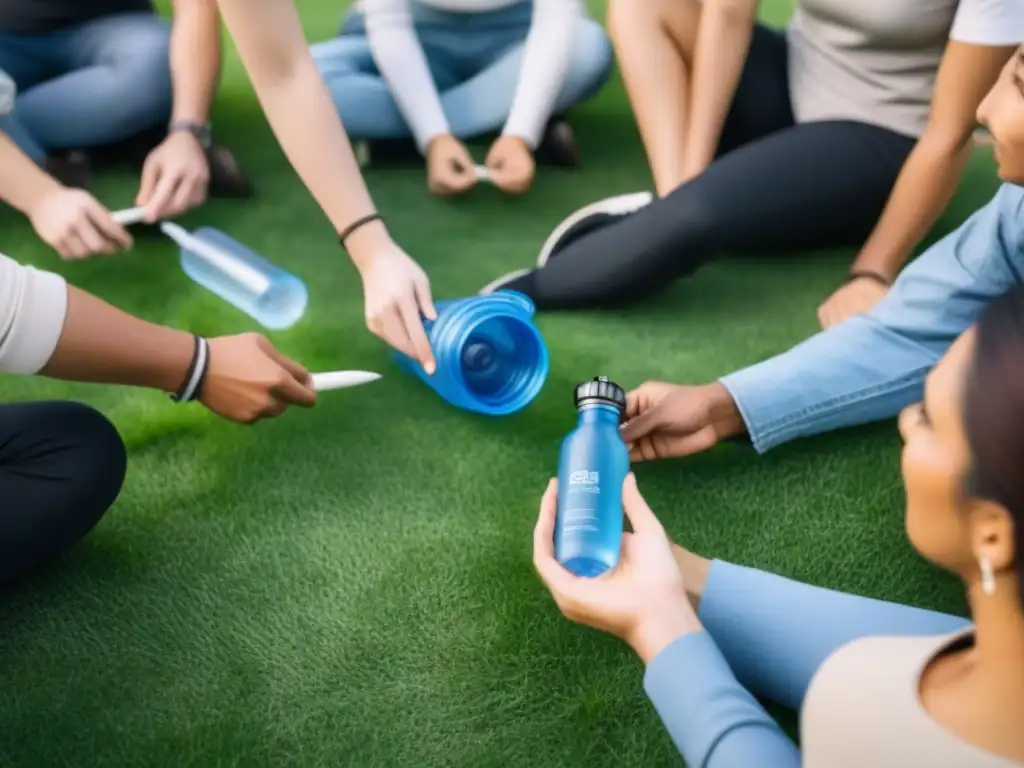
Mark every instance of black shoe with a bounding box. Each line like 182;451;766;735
352;137;422;168
534;118;580;168
44;150;92;190
205;143;253;199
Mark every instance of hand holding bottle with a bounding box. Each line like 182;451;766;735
620;381;744;461
534;474;702;662
355;239;438;374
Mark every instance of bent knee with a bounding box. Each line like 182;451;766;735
44;402;128;516
570;18;614;87
104;17;173;105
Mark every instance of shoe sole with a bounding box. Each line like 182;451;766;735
478;267;534;296
536;191;654;267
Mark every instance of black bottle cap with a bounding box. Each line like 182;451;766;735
574;376;626;411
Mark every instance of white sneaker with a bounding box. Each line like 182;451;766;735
536;191;654;267
478;268;534;296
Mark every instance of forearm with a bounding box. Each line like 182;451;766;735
215;0;390;269
694;560;970;711
169;0;222;124
644;630;800;767
40;285;193;391
851;138;973;280
0;131;60;215
683;0;757;175
502;2;576;147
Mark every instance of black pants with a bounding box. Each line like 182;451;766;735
509;25;918;309
0;401;126;586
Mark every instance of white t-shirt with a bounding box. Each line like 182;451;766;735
358;0;582;151
0;252;67;374
787;0;1024;137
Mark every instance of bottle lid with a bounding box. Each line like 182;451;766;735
574;376;626;411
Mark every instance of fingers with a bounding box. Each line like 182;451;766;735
619;404;663;445
83;199;132;250
627;426;717;462
374;306;417;360
145;172;182;222
271;372;317;408
414;276;437;321
620;473;664;535
398;296;436;374
532;479;578;593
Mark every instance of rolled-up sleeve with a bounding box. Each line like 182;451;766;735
0;251;68;374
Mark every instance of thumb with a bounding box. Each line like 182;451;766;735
621;474;663;536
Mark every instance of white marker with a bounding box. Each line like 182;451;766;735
111;206;149;226
310;370;382;391
474;165;491;182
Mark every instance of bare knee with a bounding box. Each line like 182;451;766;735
608;0;699;56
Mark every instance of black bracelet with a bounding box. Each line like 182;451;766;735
338;213;382;249
844;269;891;287
171;336;210;403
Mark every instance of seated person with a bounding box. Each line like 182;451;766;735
0;0;251;248
534;285;1024;764
310;0;613;197
608;46;1024;462
482;0;1024;327
0;249;317;588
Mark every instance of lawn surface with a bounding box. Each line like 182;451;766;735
0;1;1002;765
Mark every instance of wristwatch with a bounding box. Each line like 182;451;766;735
169;119;212;149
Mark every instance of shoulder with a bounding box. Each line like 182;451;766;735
950;0;1024;46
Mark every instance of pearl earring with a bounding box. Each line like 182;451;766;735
980;556;997;596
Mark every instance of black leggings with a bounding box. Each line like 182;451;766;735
0;401;126;586
509;24;918;310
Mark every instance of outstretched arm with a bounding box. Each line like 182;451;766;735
213;0;390;268
680;558;969;712
0;251;193;386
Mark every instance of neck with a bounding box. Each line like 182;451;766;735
965;578;1024;711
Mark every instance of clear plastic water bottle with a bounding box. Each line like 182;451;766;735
555;377;630;577
166;223;308;330
392;290;549;416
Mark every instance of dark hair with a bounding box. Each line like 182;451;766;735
964;286;1024;604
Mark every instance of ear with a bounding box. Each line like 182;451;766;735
967;499;1016;573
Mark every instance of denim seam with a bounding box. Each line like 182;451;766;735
748;364;931;452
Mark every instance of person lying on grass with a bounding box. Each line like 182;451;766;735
535;286;1024;766
0;250;315;587
0;0;251;261
480;0;1024;327
211;0;440;377
617;45;1024;465
309;0;612;197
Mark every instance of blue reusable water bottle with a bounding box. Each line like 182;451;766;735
163;222;308;331
554;377;630;578
392;290;549;416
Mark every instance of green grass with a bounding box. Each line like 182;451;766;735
0;1;1001;765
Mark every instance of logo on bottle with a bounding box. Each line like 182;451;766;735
569;470;599;485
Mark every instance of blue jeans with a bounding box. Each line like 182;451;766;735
0;11;171;162
720;183;1024;453
309;2;613;140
